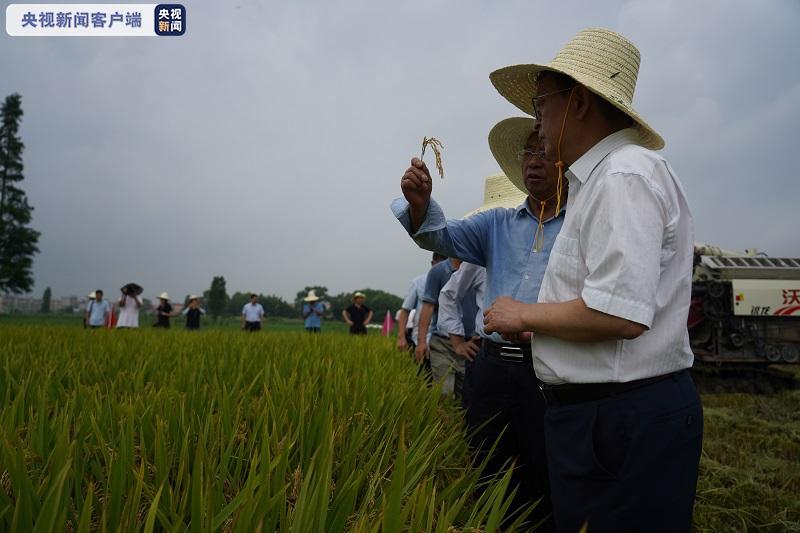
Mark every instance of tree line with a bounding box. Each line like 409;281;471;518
203;277;402;322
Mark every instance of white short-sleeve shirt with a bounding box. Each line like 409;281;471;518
242;302;264;322
533;129;695;384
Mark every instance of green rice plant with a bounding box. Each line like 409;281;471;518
0;326;531;531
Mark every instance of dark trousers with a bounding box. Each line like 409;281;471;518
466;341;552;529
545;370;703;533
244;321;261;332
349;324;367;335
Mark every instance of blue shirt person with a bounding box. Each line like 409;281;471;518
302;290;325;333
391;117;565;528
85;290;111;328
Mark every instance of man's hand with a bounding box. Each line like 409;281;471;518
414;340;430;364
450;334;480;362
501;331;533;344
484;296;529;336
401;158;433;211
396;335;409;352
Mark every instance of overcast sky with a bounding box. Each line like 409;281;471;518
2;0;798;302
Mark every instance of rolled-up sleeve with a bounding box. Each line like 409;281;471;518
580;173;668;328
390;197;489;266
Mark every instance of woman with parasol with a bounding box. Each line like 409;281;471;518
117;282;143;329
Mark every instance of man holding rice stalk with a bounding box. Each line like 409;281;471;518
484;28;702;532
392;116;565;528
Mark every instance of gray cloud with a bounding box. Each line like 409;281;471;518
1;0;798;301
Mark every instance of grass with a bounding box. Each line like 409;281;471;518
694;382;800;532
0;326;526;531
0;323;797;531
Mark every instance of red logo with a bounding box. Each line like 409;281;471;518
783;289;800;305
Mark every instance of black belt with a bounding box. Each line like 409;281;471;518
538;370;685;406
482;340;532;365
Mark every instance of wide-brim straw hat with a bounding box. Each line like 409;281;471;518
188;294;201;301
490;28;664;150
158;292;170;301
352;291;366;300
88;291;96;299
487;117;537;196
464;172;528;218
304;290;320;302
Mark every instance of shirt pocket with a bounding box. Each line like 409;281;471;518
548;234;582;293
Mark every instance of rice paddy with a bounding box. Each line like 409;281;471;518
0;325;797;531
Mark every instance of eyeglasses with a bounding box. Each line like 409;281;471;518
531;86;574;119
516;148;548;161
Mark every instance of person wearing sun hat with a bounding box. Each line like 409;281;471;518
153;292;174;328
483;28;701;532
392;115;564;528
302;289;325;333
343;291;373;335
182;295;205;330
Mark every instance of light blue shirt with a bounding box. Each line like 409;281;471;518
302;302;324;329
401;274;427;345
391;197;564;343
86;299;110;326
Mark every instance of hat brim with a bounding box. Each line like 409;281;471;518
487;117;537;195
304;297;319;302
463;172;528;218
490;64;664;150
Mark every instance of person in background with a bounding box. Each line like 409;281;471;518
183;295;205;330
241;293;265;332
116;285;142;329
85;290;111;329
153;292;175;328
302;290;325;333
438;262;486;408
396;252;447;354
343;292;373;335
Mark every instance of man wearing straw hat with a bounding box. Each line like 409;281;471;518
153;292;174;328
302;289;325;333
343;292;373;335
484;28;702;532
393;117;564;528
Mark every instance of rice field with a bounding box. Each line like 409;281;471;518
0;325;798;531
0;326;526;532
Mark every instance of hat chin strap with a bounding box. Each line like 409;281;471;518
531;87;573;253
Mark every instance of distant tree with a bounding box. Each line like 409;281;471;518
207;276;228;319
261;294;295;318
0;93;40;294
40;286;51;313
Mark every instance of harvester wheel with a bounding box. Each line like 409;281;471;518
765;344;782;363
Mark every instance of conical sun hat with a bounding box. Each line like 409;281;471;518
487;117;537;195
464;173;528;218
304;290;320;302
158;292;170;300
490;28;664;150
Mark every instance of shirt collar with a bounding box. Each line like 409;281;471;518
514;199;566;222
565;128;641;184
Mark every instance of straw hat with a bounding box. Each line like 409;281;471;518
303;290;320;302
88;291;96;299
487;117;538;195
352;291;366;300
490;28;664;150
464;172;528;218
158;292;170;301
188;294;201;301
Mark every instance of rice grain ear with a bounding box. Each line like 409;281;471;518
420;137;445;179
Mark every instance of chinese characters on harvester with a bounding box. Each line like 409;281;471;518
20;10;142;29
